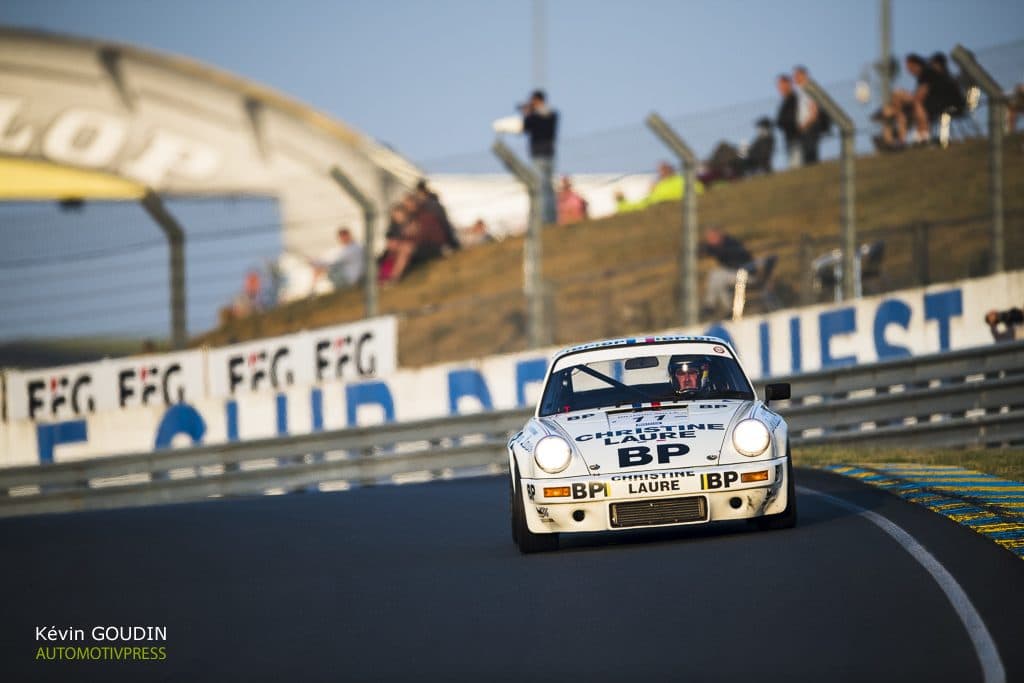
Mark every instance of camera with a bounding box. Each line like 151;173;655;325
985;307;1024;342
985;308;1023;326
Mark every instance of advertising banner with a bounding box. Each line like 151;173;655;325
1;272;1019;467
206;317;396;398
4;351;205;422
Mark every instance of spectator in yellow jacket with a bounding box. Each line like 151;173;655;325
614;161;704;213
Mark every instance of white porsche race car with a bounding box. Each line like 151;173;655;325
508;335;796;553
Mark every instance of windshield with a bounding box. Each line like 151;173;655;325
539;352;754;416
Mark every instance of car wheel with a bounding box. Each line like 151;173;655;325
752;451;797;531
512;463;559;554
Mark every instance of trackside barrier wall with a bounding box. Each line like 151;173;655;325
0;339;1022;518
1;270;1023;468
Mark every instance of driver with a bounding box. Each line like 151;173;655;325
668;357;709;395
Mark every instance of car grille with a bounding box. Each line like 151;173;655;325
610;496;708;528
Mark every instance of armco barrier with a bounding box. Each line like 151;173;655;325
1;341;1022;518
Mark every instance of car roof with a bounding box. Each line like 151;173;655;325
552;335;731;362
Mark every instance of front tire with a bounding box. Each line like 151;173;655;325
752;451;797;531
511;463;559;554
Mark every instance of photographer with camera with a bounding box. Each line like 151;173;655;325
519;89;559;224
491;89;560;225
985;307;1024;343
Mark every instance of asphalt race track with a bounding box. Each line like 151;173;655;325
2;468;1023;682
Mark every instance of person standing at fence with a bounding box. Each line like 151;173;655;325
519;89;559;224
793;66;822;165
775;74;800;168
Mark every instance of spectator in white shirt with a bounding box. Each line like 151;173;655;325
793;65;821;165
315;227;365;291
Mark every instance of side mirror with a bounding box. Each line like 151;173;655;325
764;383;791;404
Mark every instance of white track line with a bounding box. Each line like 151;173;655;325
798;485;1005;683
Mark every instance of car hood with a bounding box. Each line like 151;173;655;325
541;401;750;473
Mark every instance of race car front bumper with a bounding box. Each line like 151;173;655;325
519;455;790;534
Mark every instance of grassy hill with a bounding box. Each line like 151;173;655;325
196;135;1024;367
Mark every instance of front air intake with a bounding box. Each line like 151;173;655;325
609;496;708;528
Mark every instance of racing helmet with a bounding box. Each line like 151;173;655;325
668;356;710;394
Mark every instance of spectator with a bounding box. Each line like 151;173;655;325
415;179;460;252
775;75;800;168
262;257;284;308
378;204;415;283
314;227;365;291
928;52;967;116
460;219;496;247
743;118;775;176
1008;82;1024;133
382;193;450;283
244;269;262;309
793;65;822;165
615;161;703;213
985;307;1023;343
698;226;753;319
519;89;559;224
557;176;588;225
904;53;959;144
873;88;915;150
698;120;774;187
700;142;743;186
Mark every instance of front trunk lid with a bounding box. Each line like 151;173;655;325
544;401;748;473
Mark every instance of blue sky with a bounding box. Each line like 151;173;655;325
2;0;1023;166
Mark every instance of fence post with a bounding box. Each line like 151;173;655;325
329;166;379;318
645;113;699;327
802;78;858;302
140;190;187;349
492;139;546;348
951;44;1005;274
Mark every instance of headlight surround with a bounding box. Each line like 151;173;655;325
732;419;771;457
533;435;573;473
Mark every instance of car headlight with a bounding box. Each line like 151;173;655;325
732;419;771;457
534;436;573;473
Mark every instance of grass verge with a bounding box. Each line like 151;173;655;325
794;446;1024;482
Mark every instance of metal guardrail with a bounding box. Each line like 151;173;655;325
2;341;1023;518
761;339;1024;448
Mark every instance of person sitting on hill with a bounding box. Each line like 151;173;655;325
381;193;452;283
699;142;743;187
615;161;703;213
928;52;967;118
378;204;416;283
415;179;460;252
873;88;916;151
699;119;776;187
904;53;963;145
743;117;775;175
312;227;365;291
460;218;496;247
698;225;755;319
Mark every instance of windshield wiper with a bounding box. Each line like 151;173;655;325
573;365;661;405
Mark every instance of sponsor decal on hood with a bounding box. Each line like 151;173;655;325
547;402;747;472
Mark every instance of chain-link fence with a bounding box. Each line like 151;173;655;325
1;39;1021;365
